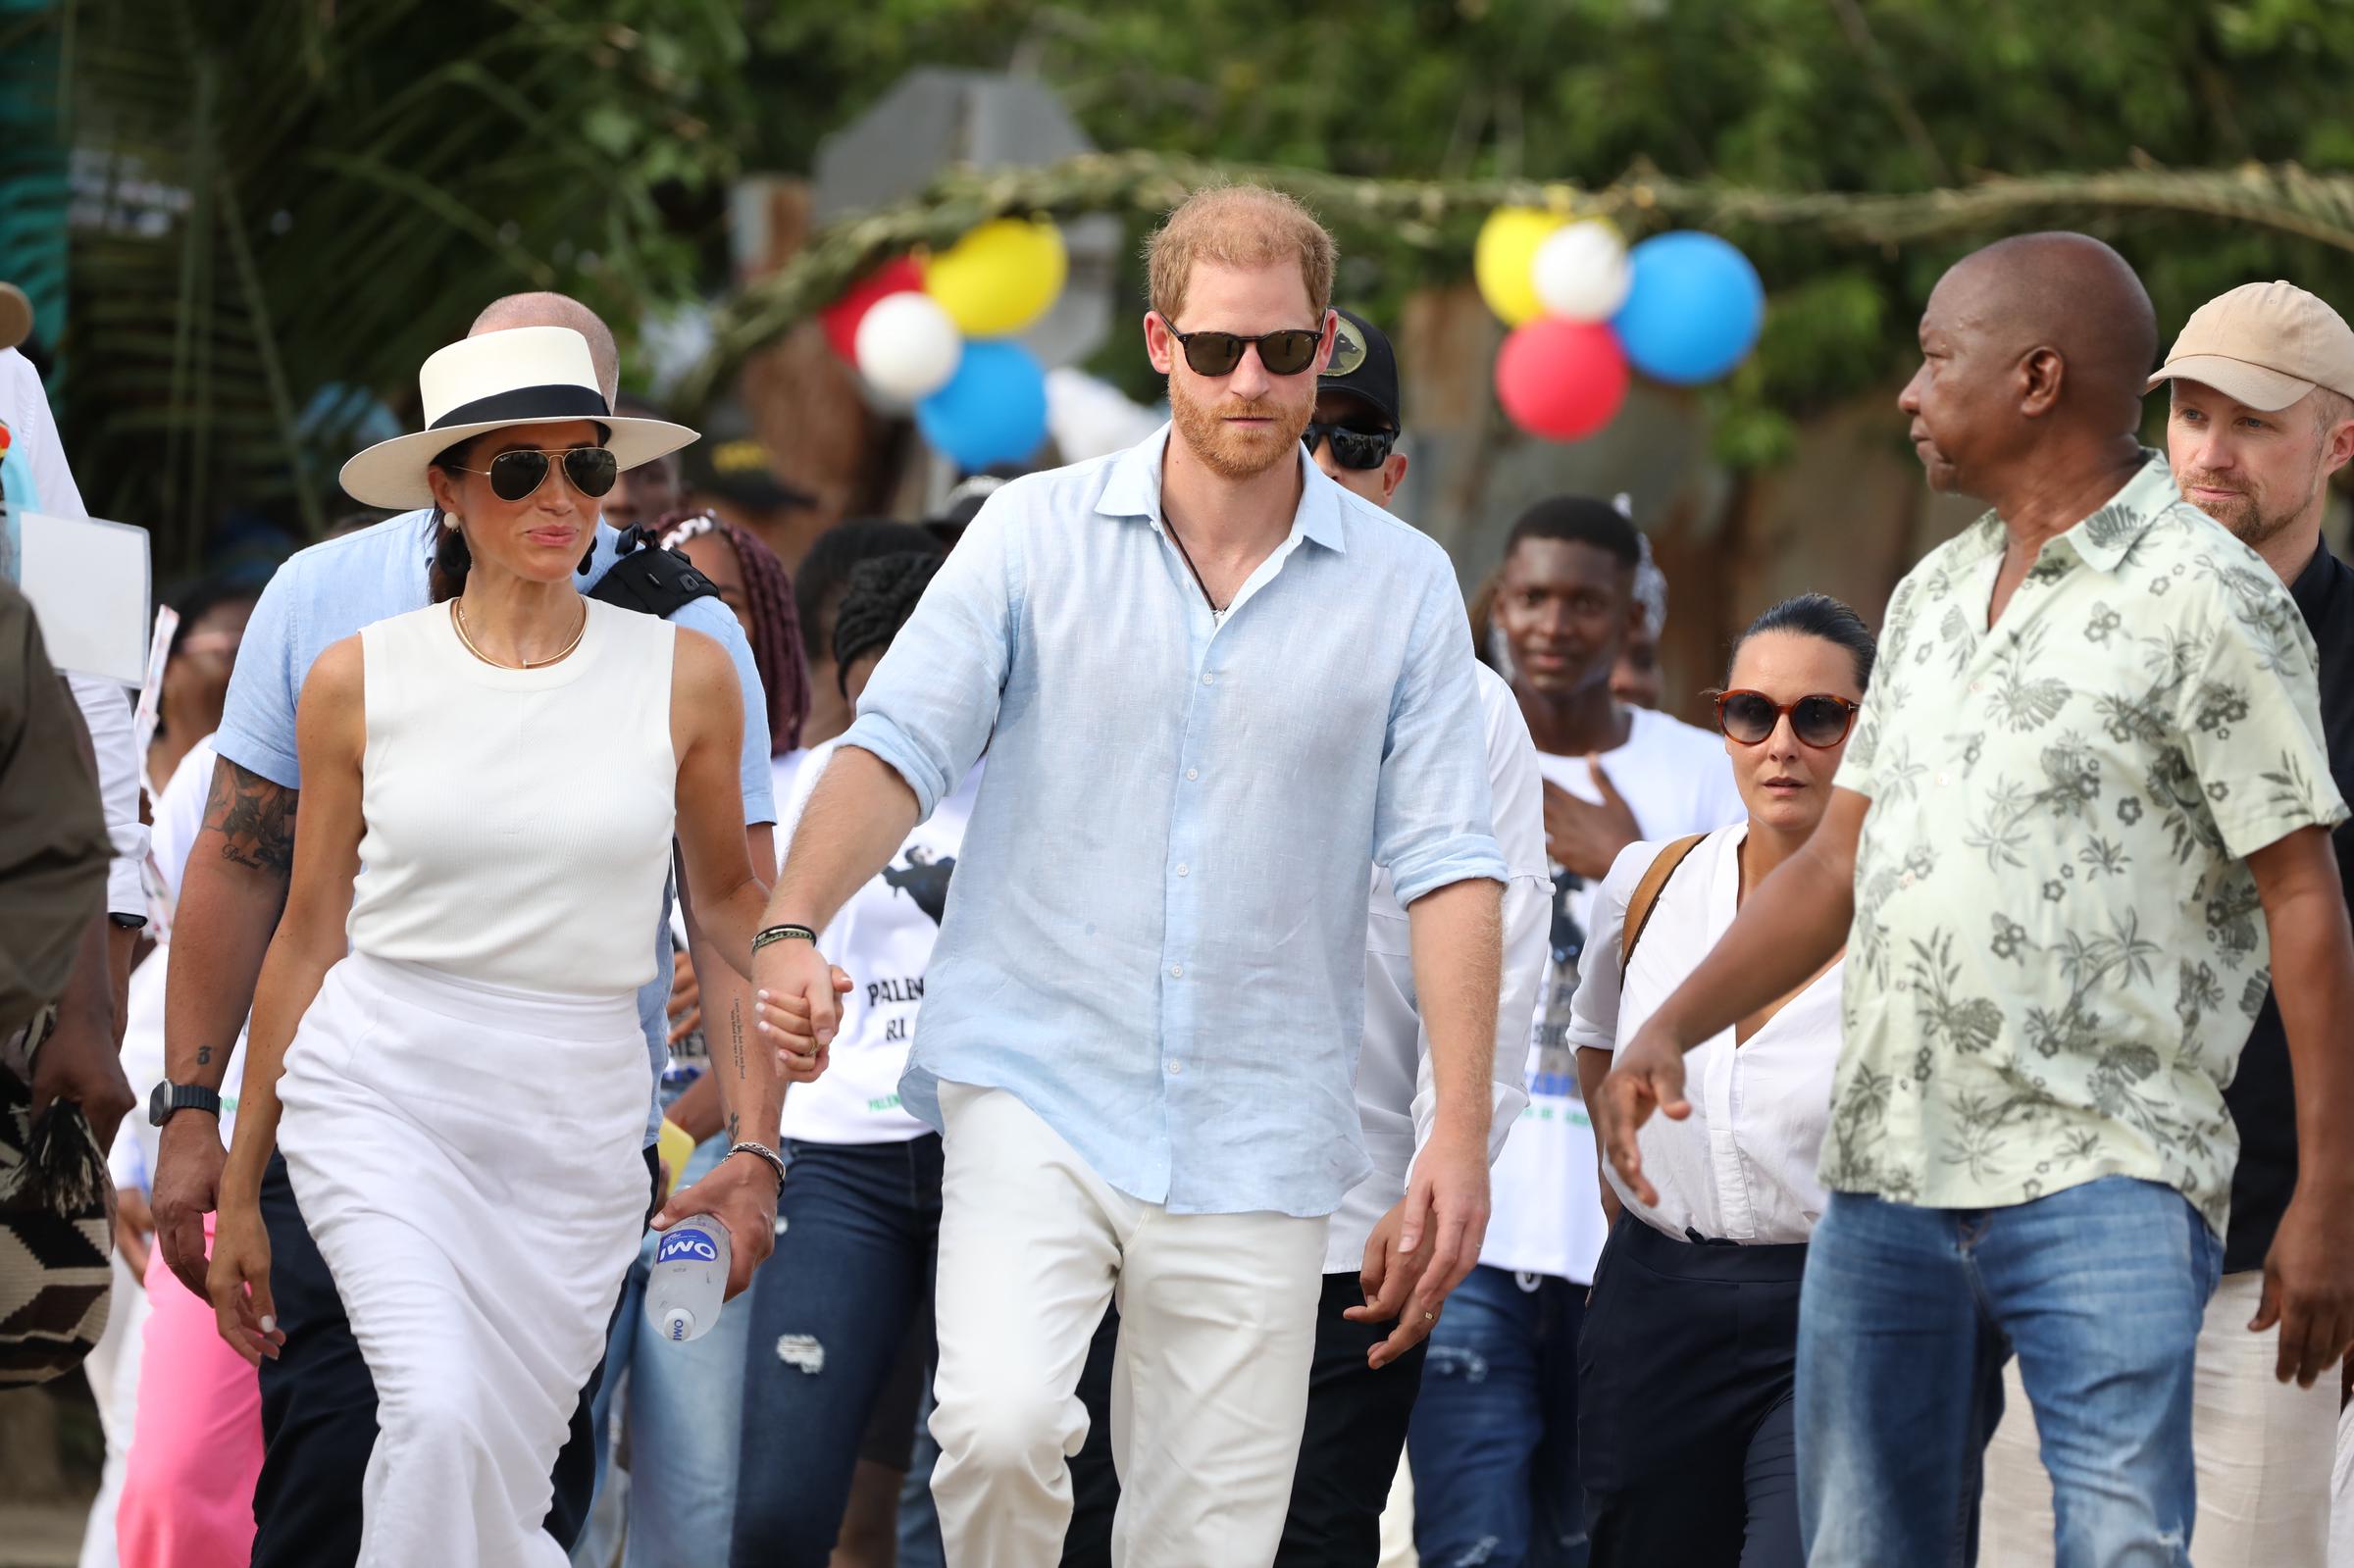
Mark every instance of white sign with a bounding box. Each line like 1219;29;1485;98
3;505;153;685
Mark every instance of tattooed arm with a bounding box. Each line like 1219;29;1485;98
154;753;298;1297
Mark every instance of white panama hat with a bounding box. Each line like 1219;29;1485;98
338;325;697;509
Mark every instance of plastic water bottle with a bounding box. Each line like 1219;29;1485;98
645;1215;731;1342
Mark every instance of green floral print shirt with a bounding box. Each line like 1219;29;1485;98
1826;451;2345;1233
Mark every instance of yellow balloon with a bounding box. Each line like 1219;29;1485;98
1475;207;1566;327
924;218;1069;337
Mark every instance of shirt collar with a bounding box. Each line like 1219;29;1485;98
1095;422;1350;555
2288;535;2347;625
1955;447;2177;576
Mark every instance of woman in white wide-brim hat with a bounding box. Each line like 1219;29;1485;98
205;326;782;1567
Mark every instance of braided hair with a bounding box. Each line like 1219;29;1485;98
832;551;946;695
657;510;811;757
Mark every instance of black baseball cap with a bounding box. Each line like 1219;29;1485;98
1320;308;1401;431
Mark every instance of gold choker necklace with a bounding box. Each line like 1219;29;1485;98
449;598;588;670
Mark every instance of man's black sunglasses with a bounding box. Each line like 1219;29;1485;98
1156;314;1324;378
1303;423;1398;471
446;446;620;503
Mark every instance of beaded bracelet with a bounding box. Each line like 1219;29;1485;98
726;1139;789;1189
751;923;819;953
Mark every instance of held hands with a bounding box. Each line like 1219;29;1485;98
1541;756;1641;882
1596;1019;1693;1209
1365;1126;1490;1366
1347;1198;1441;1369
752;937;851;1084
2255;1193;2354;1388
206;1198;285;1367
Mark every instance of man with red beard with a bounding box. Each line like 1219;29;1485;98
748;186;1508;1567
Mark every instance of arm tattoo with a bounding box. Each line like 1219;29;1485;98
205;758;299;877
729;999;746;1083
195;1045;212;1065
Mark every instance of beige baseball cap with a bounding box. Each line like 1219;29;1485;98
2146;279;2354;412
0;284;28;353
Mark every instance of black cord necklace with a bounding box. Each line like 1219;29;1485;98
1165;520;1229;618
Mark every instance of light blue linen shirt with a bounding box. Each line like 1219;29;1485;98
844;426;1506;1217
215;510;776;1144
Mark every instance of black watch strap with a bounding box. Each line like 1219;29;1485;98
149;1081;223;1127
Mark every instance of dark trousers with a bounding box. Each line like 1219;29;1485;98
1060;1273;1430;1568
730;1135;944;1568
1406;1264;1588;1568
1577;1215;1806;1568
249;1147;639;1566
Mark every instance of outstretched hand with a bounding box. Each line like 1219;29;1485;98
1595;1019;1692;1210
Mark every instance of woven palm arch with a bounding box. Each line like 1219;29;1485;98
674;150;2354;418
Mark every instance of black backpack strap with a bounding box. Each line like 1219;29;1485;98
588;528;721;621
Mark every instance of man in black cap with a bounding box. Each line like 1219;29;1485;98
1304;307;1409;509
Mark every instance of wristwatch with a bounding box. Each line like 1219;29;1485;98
148;1081;223;1127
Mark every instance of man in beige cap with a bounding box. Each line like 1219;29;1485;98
1978;278;2354;1567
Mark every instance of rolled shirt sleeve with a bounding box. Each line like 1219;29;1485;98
1373;563;1508;906
840;501;1020;823
213;554;308;789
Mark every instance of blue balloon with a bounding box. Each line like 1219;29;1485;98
915;339;1049;472
1610;231;1765;385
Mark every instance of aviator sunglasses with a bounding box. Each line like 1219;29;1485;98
1302;423;1398;471
1156;313;1325;378
447;445;620;503
1711;689;1861;749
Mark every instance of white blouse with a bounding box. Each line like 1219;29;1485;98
1566;825;1843;1245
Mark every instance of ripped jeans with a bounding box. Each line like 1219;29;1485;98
1405;1264;1589;1568
730;1135;943;1568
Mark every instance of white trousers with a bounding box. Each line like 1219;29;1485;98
1979;1271;2337;1567
2330;1395;2354;1566
928;1082;1327;1568
279;955;649;1568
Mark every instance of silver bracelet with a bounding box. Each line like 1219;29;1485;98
726;1139;788;1189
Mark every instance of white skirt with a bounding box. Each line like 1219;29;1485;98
277;952;650;1568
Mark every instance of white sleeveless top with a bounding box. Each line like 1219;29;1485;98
346;598;678;996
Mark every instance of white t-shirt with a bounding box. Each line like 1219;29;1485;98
114;735;246;1193
777;737;979;1145
1329;664;1554;1274
1478;704;1743;1283
1568;826;1843;1245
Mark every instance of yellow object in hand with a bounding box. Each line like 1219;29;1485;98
657;1117;697;1199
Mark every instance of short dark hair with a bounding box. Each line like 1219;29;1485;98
794;521;945;663
1729;592;1877;690
167;576;262;658
1504;496;1641;570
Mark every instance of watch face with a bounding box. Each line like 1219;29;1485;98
148;1080;171;1127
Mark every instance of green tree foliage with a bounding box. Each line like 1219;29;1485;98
22;0;746;572
735;0;2354;451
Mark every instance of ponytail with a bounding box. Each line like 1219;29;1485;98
425;434;476;604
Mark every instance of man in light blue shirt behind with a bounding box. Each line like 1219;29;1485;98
149;294;778;1567
753;187;1507;1567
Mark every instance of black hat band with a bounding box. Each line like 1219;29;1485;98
430;382;610;430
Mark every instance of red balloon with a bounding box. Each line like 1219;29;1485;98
819;257;927;362
1495;319;1629;441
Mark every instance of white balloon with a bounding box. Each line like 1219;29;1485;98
1532;221;1632;323
854;292;963;401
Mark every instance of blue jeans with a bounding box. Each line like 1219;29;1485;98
730;1136;944;1568
1406;1264;1590;1568
1798;1178;2222;1568
572;1134;751;1568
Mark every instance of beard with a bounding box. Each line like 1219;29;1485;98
2177;464;2311;549
1168;374;1313;481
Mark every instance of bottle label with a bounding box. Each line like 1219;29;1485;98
656;1228;721;1265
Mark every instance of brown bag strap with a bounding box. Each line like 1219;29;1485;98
1619;834;1709;970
